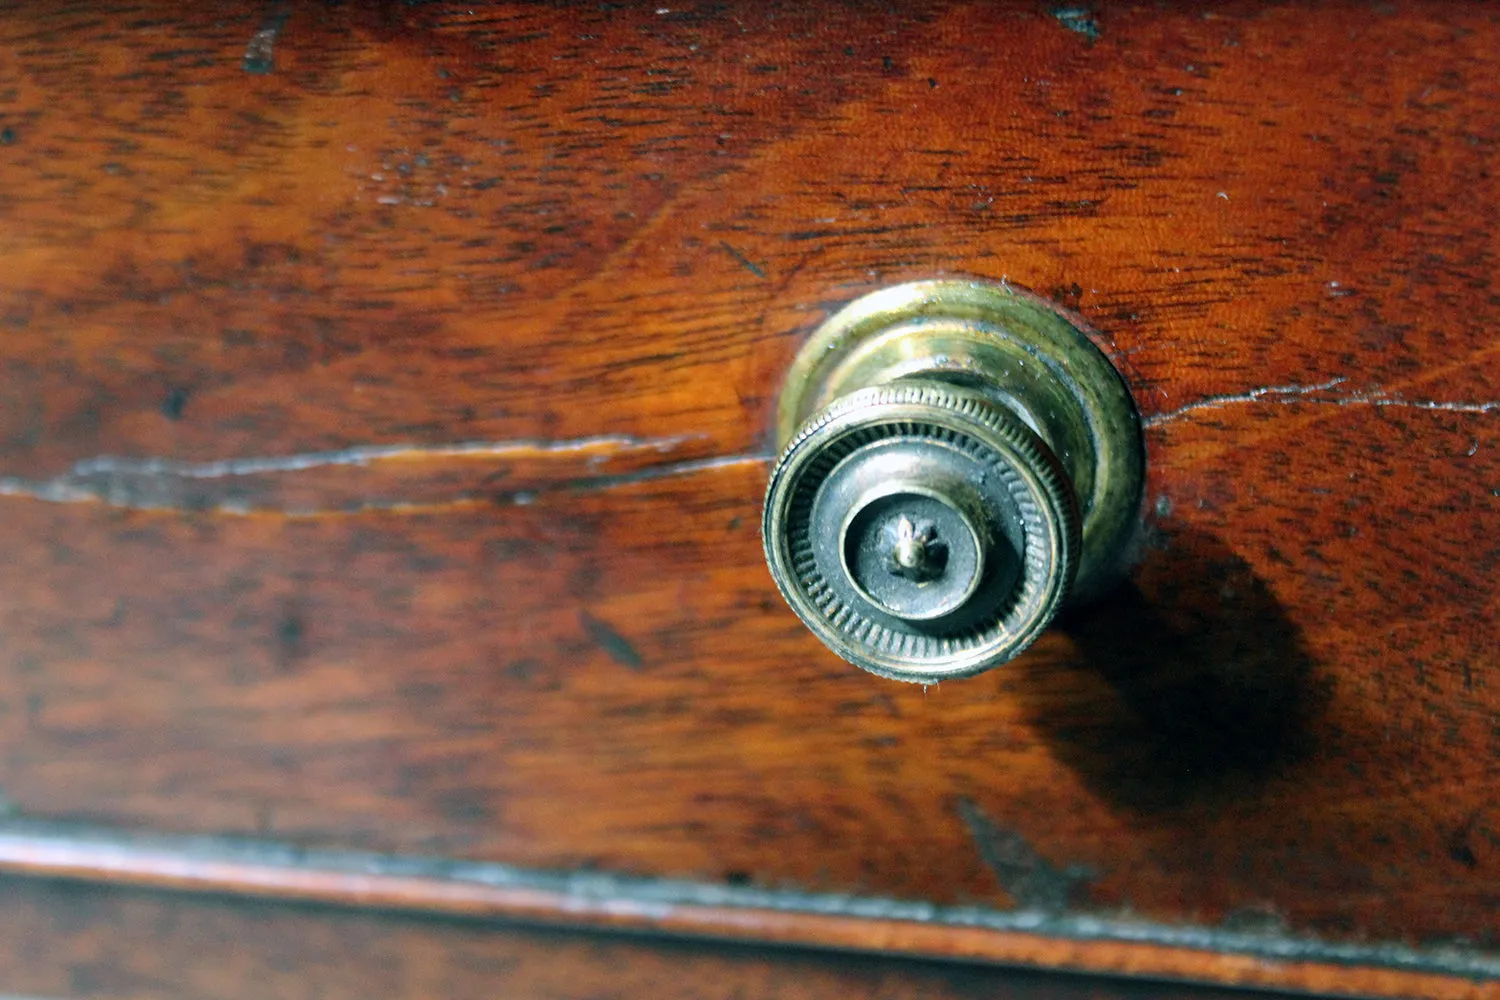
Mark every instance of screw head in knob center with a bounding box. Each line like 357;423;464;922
890;516;939;576
839;486;986;621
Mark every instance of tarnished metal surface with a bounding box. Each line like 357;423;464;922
764;281;1143;680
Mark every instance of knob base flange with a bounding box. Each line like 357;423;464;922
775;279;1142;600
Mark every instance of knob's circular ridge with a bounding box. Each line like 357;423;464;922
763;379;1080;683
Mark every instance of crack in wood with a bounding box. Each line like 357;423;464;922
0;436;767;517
66;434;701;479
1146;377;1500;427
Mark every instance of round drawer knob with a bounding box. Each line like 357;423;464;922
766;379;1079;680
762;279;1144;683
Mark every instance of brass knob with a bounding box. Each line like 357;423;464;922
763;279;1143;683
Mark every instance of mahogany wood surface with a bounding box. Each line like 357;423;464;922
0;0;1496;992
0;875;1309;1000
0;822;1489;1000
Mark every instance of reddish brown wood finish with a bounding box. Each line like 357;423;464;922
0;0;1496;991
0;826;1489;999
0;876;1313;1000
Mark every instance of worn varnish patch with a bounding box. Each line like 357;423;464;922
955;800;1095;913
241;3;291;74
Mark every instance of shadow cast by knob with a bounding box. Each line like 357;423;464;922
1032;528;1331;812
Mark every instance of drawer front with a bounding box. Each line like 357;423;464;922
0;876;1307;1000
0;1;1495;994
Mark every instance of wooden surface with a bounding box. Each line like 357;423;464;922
0;0;1496;993
0;875;1308;1000
0;823;1491;1000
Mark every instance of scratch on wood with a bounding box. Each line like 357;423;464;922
0;437;767;517
553;453;770;496
719;241;768;279
1359;396;1500;414
956;798;1094;914
64;435;700;479
1145;378;1351;426
242;3;291;74
1146;377;1500;427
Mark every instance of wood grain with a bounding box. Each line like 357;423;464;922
0;823;1491;999
0;875;1315;1000
0;0;1496;991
